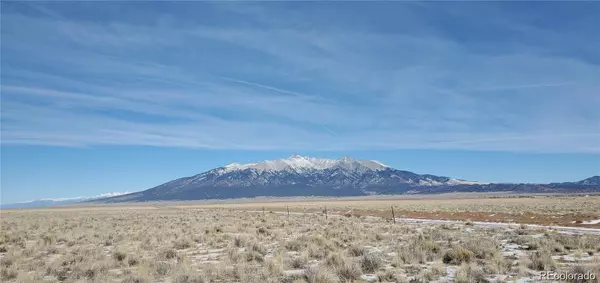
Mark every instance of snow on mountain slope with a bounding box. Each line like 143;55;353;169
101;156;502;202
9;155;599;206
576;176;600;186
87;156;600;203
222;155;387;173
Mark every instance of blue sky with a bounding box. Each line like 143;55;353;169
1;2;599;203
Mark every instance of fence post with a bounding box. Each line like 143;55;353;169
287;206;290;219
391;206;396;224
324;206;328;220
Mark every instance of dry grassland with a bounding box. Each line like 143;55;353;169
175;195;600;227
1;196;599;283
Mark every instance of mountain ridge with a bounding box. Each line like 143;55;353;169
100;155;600;203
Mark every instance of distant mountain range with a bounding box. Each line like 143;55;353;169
3;156;597;209
99;155;600;203
0;192;129;209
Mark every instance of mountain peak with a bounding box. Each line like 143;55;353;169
221;156;387;173
339;156;355;162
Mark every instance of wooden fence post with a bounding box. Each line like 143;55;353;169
391;206;396;224
324;206;328;220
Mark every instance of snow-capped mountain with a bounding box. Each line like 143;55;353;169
96;155;600;203
221;155;388;173
9;156;596;206
101;156;600;203
101;155;530;203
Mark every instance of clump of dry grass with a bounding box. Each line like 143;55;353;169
1;264;18;281
483;253;509;274
113;250;127;262
528;249;556;271
304;266;338;283
325;253;361;281
233;235;247;248
286;238;306;252
173;238;193;250
347;245;366;257
464;238;500;260
443;246;474;265
325;252;345;268
170;264;206;283
245;249;264;263
455;262;487;283
377;269;401;282
159;248;178;260
359;252;383;273
155;261;172;276
265;257;284;277
128;254;140;266
287;254;308;269
397;235;442;264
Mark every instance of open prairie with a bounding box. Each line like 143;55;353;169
1;195;599;283
170;195;600;228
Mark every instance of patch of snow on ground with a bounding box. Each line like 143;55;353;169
432;266;457;282
393;217;600;235
552;254;595;262
360;274;378;282
283;269;304;277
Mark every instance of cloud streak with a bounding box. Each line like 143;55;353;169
1;2;599;153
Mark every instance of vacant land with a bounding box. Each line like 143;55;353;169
174;195;600;228
1;196;599;282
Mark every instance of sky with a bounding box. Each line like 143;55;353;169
1;2;599;204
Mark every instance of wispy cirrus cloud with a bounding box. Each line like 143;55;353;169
1;2;599;152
